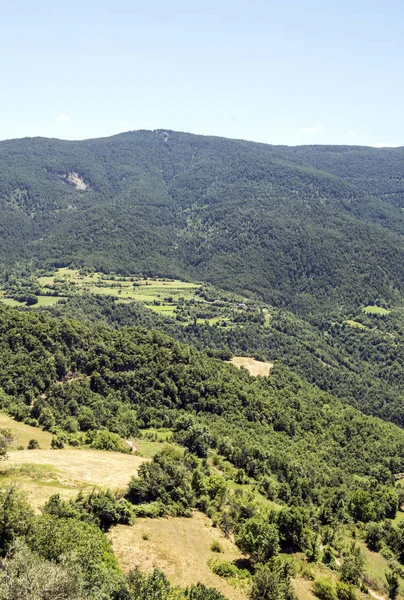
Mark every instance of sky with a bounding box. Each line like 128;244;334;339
1;0;403;147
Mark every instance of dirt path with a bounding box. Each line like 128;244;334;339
368;589;386;600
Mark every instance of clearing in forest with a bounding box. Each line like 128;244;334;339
1;448;146;510
229;356;273;377
109;510;248;600
363;305;390;315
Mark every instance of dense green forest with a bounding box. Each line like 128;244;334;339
0;303;403;515
46;293;404;429
1;131;404;314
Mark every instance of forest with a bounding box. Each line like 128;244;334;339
1;131;404;315
1;303;404;598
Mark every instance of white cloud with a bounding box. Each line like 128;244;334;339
57;113;71;122
349;131;357;138
300;127;318;133
371;142;398;148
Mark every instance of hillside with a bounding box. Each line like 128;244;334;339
1;131;404;314
2;303;404;599
1;303;404;512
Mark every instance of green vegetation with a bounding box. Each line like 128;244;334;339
363;305;391;315
1;131;404;318
2;131;404;599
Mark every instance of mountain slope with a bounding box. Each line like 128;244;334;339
1;130;404;313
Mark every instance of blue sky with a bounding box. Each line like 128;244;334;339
1;0;403;146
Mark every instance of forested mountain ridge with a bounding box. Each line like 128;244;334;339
1;130;404;314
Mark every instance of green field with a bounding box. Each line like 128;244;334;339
0;295;65;308
9;267;265;329
363;305;391;315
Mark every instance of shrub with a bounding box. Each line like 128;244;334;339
313;579;337;600
336;581;357;600
209;560;249;580
211;540;223;553
210;560;238;578
27;439;40;450
322;546;337;569
88;430;129;453
51;436;64;449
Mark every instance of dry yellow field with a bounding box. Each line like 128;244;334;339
109;511;248;600
229;356;273;377
1;448;147;510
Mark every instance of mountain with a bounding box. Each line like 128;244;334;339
1;130;404;314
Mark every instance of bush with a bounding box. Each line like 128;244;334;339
336;581;357;600
27;439;40;450
51;436;64;449
209;560;250;580
88;430;129;453
186;583;227;600
313;579;337;600
210;560;238;578
322;546;337;569
211;540;223;553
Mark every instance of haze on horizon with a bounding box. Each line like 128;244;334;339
1;0;403;148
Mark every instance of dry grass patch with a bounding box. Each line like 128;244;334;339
229;356;273;377
109;511;248;600
6;448;146;489
1;448;146;511
293;577;317;600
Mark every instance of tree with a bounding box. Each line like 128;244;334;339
385;571;400;600
0;428;13;460
0;540;85;600
365;522;384;551
235;517;279;563
306;533;320;563
127;567;172;600
27;515;124;591
0;487;34;556
340;544;365;586
250;559;296;600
